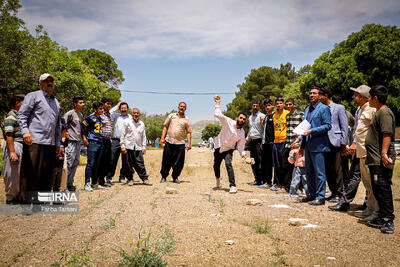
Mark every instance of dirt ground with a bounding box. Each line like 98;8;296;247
0;147;399;266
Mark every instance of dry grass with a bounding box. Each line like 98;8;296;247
0;147;399;266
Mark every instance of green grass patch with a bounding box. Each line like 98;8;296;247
118;228;175;267
51;248;91;267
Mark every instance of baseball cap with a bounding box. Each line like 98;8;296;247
350;85;370;98
39;73;55;83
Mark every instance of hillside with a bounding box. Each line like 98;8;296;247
191;120;217;139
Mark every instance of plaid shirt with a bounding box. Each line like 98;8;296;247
285;110;304;148
100;112;113;139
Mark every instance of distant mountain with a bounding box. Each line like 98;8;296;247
191;120;219;139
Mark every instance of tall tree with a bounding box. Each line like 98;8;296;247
300;24;400;120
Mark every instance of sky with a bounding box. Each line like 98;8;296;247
19;0;400;123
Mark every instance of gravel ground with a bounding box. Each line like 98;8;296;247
0;147;399;266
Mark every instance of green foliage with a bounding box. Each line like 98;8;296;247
225;63;306;120
0;0;123;134
71;49;124;90
118;228;176;267
142;110;175;143
52;248;92;267
251;221;272;234
201;124;221;141
301;24;400;120
102;216;116;229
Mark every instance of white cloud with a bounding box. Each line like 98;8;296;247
19;0;400;58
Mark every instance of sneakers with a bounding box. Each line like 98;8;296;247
380;221;395;234
104;181;112;187
84;183;93;191
289;194;299;199
160;178;166;183
92;183;104;189
367;217;386;228
229;186;237;194
128;180;134;186
269;185;278;191
216;178;221;188
119;178;127;184
172;178;182;184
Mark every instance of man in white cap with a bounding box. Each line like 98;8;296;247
18;73;62;204
329;85;378;222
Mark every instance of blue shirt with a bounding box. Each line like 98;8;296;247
18;89;61;146
82;114;103;142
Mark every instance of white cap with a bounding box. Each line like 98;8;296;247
39;73;55;83
350;85;370;98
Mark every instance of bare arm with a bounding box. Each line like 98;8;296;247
381;133;393;168
6;134;19;162
160;125;168;146
186;132;192;150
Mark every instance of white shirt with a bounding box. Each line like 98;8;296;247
246;111;265;141
214;105;246;156
120;119;147;150
110;105;132;139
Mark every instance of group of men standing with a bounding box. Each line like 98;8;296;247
240;85;396;234
2;73;397;234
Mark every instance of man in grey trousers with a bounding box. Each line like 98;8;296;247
63;96;84;191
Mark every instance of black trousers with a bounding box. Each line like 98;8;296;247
341;155;351;188
98;138;112;184
369;165;395;220
213;148;235;187
341;157;361;204
160;142;185;179
249;138;263;184
22;144;56;203
282;147;293;190
261;144;273;185
107;138;125;181
122;150;149;181
324;144;344;197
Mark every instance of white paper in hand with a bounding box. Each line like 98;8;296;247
293;120;311;136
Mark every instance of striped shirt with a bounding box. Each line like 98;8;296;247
285;110;304;148
4;109;23;142
100;112;113;139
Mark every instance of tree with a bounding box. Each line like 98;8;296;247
0;0;123;134
300;24;400;121
201;124;222;141
225;63;307;120
141;110;176;143
71;49;124;90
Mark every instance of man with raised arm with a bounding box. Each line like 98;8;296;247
213;96;247;194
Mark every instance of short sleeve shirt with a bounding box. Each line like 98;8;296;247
82;115;103;142
63;110;83;142
365;107;396;168
273;110;290;143
4;109;23;142
164;113;192;145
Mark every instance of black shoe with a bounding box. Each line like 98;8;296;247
5;198;19;205
252;181;262;186
380;221;395;234
328;195;340;203
298;197;314;203
67;185;76;192
358;203;367;211
160;178;166;183
367;217;386;228
328;202;349;211
308;199;325;206
173;178;181;184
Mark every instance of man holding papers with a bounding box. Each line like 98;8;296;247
299;87;332;205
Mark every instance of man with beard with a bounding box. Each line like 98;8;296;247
299;87;331;205
18;73;61;204
120;108;151;185
213;96;247;194
106;102;132;184
160;102;192;183
245;100;265;185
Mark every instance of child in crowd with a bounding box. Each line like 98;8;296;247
288;143;307;198
52;117;67;192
